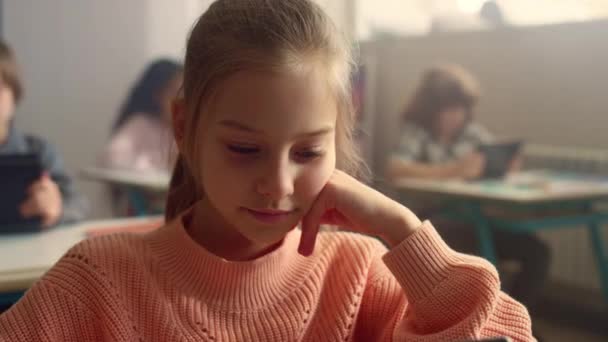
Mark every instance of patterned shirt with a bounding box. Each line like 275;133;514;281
392;121;494;164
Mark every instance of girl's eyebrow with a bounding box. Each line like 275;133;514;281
218;119;334;138
218;120;260;133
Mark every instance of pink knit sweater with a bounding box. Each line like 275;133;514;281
0;215;533;341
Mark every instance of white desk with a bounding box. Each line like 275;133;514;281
0;216;162;294
80;167;170;192
394;170;608;204
393;170;608;302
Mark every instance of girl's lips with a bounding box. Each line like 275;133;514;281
244;208;295;224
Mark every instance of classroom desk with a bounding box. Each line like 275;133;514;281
81;167;170;215
393;170;608;302
0;216;162;307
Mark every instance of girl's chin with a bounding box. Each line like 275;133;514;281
240;223;299;246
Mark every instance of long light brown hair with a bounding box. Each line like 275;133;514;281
403;64;480;135
166;0;363;220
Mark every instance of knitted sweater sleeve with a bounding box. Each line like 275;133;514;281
354;221;534;342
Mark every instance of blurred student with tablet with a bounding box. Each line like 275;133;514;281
0;40;86;231
387;64;550;322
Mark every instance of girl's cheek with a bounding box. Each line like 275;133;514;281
296;157;335;202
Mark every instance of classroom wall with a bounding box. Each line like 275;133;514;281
355;0;608;39
313;0;355;39
4;0;209;218
361;19;608;291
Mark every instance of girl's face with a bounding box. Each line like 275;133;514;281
0;78;15;143
435;105;467;142
192;68;337;246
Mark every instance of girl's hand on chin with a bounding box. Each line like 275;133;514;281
298;170;422;256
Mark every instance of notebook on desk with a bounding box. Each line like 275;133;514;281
0;153;44;233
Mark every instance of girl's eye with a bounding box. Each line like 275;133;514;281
294;149;324;161
227;145;260;154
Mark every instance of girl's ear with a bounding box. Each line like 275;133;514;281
171;98;186;151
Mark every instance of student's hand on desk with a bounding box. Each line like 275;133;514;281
20;173;63;227
508;153;523;174
298;170;422;256
455;152;486;180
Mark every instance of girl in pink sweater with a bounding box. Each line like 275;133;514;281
0;0;534;341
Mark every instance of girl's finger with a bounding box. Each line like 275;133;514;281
320;209;352;228
298;191;330;256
